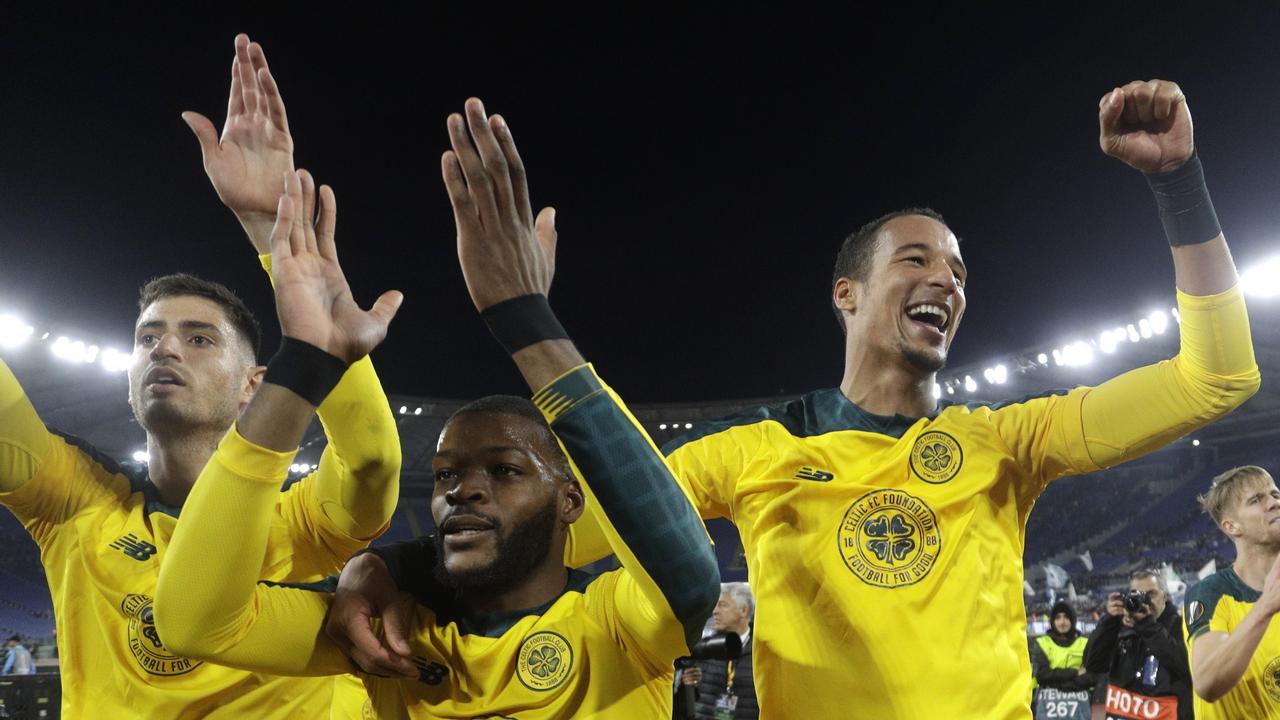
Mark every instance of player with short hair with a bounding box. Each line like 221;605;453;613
333;80;1260;718
0;35;402;718
152;102;720;719
1184;465;1280;718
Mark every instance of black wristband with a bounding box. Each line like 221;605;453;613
262;337;349;406
1145;151;1222;247
480;294;569;354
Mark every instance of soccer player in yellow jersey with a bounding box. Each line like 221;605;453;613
0;35;402;718
153;105;720;719
1184;466;1280;718
334;80;1261;718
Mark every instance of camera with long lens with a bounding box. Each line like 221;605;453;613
674;631;741;669
1123;589;1152;614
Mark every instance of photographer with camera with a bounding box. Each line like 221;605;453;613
677;583;758;720
1084;569;1192;720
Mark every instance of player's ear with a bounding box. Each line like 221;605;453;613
561;480;585;524
833;277;858;316
1221;517;1240;538
241;364;267;407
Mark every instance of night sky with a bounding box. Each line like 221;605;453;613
3;7;1279;403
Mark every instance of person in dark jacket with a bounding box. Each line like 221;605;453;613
1030;601;1095;692
1084;569;1192;720
681;583;758;719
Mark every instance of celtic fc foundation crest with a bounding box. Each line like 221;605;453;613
838;489;942;588
516;631;573;692
909;431;963;484
1264;656;1280;702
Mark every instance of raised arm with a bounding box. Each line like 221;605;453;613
442;98;719;658
990;81;1259;489
154;171;401;673
188;35;399;551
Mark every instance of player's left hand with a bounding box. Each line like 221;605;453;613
184;33;296;253
268;169;403;364
1098;79;1193;174
441;97;557;312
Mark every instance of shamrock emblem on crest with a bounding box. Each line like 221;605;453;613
863;512;917;565
528;646;561;678
920;443;952;472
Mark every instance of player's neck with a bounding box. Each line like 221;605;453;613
143;429;224;506
840;347;937;418
460;551;570;615
1233;543;1280;593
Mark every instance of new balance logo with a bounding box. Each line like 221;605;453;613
109;533;158;562
414;656;449;686
794;467;834;482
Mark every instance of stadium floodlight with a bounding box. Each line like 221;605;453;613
982;368;994;384
963;375;977;393
946;385;955;395
1126;324;1140;343
414;407;422;416
1061;341;1094;367
1051;348;1064;367
1036;353;1048;365
992;364;1008;384
1241;255;1280;298
1192;439;1201;447
398;406;407;415
0;314;35;348
684;423;693;429
1171;307;1180;324
932;383;942;399
1149;310;1169;335
132;451;149;464
659;423;667;430
1099;330;1118;354
100;348;130;373
1138;319;1153;339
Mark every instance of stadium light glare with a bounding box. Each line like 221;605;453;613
0;314;35;348
982;367;994;384
1099;330;1118;354
1171;307;1180;324
659;423;667;430
946;385;955;395
132;451;149;464
1061;341;1094;367
1051;349;1064;367
992;364;1008;384
1126;324;1140;343
1192;439;1201;447
100;348;130;372
1149;310;1169;335
1241;256;1280;298
1036;353;1048;365
933;383;942;399
1138;319;1153;339
398;406;407;415
963;375;977;393
414;407;422;416
684;423;693;429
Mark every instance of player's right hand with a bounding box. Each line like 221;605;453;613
268;170;402;364
681;666;703;686
325;553;418;678
441;97;558;313
184;33;296;254
1258;552;1280;618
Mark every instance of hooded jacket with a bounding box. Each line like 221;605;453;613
1030;602;1095;692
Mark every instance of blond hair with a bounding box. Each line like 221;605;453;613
1199;465;1275;526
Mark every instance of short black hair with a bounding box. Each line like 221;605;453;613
137;274;262;361
6;634;20;643
448;395;573;482
830;207;949;332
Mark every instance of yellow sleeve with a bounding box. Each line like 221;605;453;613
259;254;400;548
989;284;1259;493
564;413;753;568
154;424;350;676
0;358;121;541
535;364;719;660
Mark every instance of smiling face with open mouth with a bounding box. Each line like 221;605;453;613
845;214;967;376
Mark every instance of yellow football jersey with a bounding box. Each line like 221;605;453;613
0;355;397;719
1185;567;1280;719
154;364;718;719
561;285;1258;719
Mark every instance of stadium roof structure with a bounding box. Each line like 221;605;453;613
5;295;1280;498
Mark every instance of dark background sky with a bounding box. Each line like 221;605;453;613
2;6;1278;402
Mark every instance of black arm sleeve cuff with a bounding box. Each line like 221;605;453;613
480;294;569;354
1145;151;1222;247
262;337;349;406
